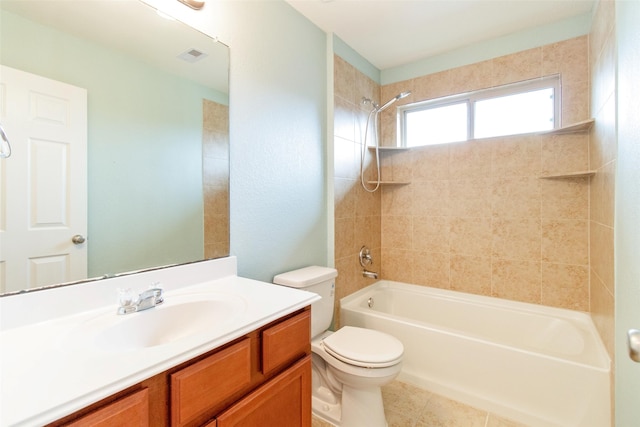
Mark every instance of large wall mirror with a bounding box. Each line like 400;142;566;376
0;0;230;295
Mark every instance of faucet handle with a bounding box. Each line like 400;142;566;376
117;288;137;307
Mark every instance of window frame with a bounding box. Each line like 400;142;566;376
398;75;561;147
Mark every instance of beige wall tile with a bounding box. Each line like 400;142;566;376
334;55;356;102
450;254;492;296
334;137;359;180
412;71;452;101
334;178;357;219
450;217;492;257
492;47;542;86
590;160;616;227
449;178;492;218
383;150;413;182
412;144;451;181
540;134;589;176
450;59;493;93
540;178;589;220
541;263;589;310
381;248;414;282
449;140;492;179
413;181;450;216
591;34;616;118
491;176;541;218
356;183;382;217
590;269;615;357
590;221;615;293
542;36;589;84
381;185;413;215
492;218;541;261
382;215;413;250
541;219;589;265
355;214;381;250
590;94;617;169
335;217;356;260
491;259;541;303
588;0;616;364
413;216;450;253
412;251;450;289
491;136;541;177
334;96;355;142
561;80;590;125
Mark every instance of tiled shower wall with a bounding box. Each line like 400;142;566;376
203;99;230;259
589;0;616;366
334;35;595;326
377;36;591;311
333;56;382;326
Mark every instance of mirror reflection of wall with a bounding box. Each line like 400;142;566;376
203;99;230;259
0;0;230;294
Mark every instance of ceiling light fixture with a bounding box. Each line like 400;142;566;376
177;0;205;10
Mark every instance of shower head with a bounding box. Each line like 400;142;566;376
376;91;411;113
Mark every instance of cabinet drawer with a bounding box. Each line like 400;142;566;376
64;388;148;427
262;310;310;375
171;338;251;427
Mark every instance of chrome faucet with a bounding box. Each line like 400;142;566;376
117;284;164;315
359;246;379;279
362;270;378;279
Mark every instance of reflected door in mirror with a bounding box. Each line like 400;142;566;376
0;66;87;293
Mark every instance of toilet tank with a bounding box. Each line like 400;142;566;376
273;266;338;338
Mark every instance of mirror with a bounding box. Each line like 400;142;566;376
0;0;229;295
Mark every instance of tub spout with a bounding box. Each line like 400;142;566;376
362;269;378;279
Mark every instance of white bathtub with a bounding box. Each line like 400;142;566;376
340;281;610;427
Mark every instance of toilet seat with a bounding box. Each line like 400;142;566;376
322;326;403;368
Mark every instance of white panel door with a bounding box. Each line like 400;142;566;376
0;65;87;293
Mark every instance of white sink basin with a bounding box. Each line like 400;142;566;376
66;292;247;352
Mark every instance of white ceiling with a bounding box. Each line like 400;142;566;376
285;0;595;70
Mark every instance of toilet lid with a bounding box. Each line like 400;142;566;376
322;326;403;368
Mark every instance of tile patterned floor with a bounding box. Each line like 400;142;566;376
311;380;530;427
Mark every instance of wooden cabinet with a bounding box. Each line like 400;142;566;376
49;308;311;427
171;338;252;426
217;356;311;427
63;389;149;427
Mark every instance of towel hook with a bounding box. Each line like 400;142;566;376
0;123;11;158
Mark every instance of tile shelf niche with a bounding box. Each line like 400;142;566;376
367;146;412;185
537;118;596;179
367;146;411;152
366;181;411;186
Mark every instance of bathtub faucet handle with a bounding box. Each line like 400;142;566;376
359;246;373;268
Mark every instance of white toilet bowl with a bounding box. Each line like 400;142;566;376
310;327;403;427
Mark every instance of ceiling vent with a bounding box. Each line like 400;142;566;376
177;48;208;63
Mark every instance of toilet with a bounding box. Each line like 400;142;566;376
273;266;403;427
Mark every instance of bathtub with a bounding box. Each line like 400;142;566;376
340;281;610;427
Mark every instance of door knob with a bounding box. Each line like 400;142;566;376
627;329;640;363
72;234;86;245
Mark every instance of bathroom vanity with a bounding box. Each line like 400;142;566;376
0;257;318;427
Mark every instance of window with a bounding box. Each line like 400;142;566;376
399;76;559;147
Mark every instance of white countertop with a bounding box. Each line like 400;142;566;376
0;258;319;426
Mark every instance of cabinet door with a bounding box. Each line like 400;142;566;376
216;356;311;427
63;388;148;427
